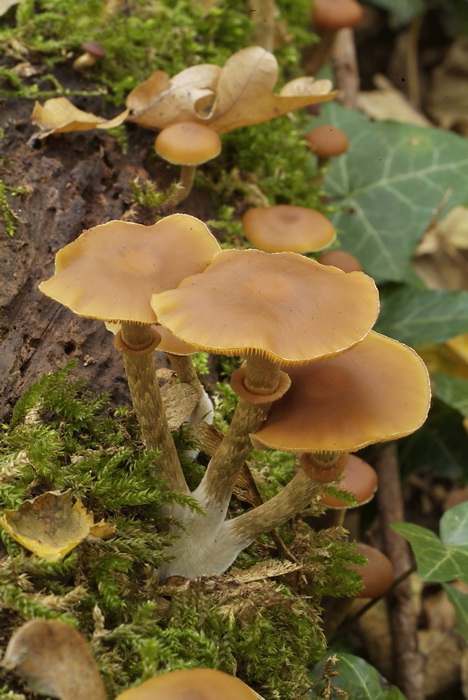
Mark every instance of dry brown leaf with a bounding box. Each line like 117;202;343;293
208;46;335;133
0;0;21;16
0;490;109;561
31;97;128;138
419;629;464;698
2;619;107;700
229;559;302;583
358;75;431;126
126;65;220;130
159;381;199;430
428;37;468;134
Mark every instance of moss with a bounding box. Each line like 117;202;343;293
0;363;366;698
0;180;30;237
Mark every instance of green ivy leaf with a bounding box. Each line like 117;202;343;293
375;286;468;345
434;375;468;417
311;653;406;699
442;584;468;645
312;103;468;283
391;503;468;584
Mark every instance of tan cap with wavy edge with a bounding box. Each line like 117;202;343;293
251;331;431;453
39;214;220;324
242;205;336;253
152;248;379;364
116;668;257;700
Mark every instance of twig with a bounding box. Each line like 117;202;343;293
374;443;424;700
331;28;360;110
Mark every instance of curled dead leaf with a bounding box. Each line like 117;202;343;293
31;97;128;138
2;619;107;700
0;490;112;561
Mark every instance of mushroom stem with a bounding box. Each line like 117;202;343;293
196;355;285;513
118;322;188;493
165;352;204;399
227;470;322;543
169;165;197;206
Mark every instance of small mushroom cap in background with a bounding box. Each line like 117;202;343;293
39;214;220;324
306;125;349;158
115;667;257;699
317;249;362;272
312;0;364;30
152;248;379;364
352;542;394;598
320;454;378;508
251;331;431;453
155;122;222;165
242;205;336;253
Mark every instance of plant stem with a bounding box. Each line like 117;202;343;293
169;165;196;206
118;322;188;493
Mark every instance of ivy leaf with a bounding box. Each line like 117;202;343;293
442;584;468;644
434;374;468;417
391;502;468;584
310;653;406;699
374;285;468;345
313;103;468;283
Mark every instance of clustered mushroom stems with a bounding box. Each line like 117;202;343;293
118;322;188;493
197;354;283;508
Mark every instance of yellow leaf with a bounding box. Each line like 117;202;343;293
0;491;98;561
31;97;128;137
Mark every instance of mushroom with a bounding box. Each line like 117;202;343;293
39;214;220;491
116;667;257;699
306;124;349;171
306;0;364;74
250;331;431;484
72;40;106;72
324;542;394;633
155;121;221;205
151;248;379;540
317;249;362;272
242;204;336;253
309;454;378;529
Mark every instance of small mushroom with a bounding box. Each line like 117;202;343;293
72;40;106;72
317;249;362;272
242;204;336;253
306;0;364;75
306;124;350;171
155;121;221;205
115;667;257;699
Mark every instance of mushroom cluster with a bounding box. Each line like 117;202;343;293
39;214;430;580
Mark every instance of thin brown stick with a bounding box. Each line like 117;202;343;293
374;443;424;700
331;27;360;110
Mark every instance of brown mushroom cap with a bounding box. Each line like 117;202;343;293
312;0;364;30
151;248;379;364
115;668;257;699
251;331;431;452
353;543;394;598
155;122;222;166
39;214;220;324
81;40;106;58
317;250;362;272
306;125;349;158
320;454;377;508
242;205;336;253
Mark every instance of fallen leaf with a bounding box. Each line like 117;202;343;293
358;74;431;126
2;619;107;700
0;491;108;561
31;97;128;138
126;65;220;130
89;520;116;539
208;47;335;133
0;0;21;16
158;378;199;430
428;36;468;135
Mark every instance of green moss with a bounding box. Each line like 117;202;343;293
0;180;30;237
